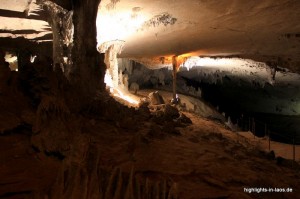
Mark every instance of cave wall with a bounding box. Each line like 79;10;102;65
118;59;172;90
1;1;112;198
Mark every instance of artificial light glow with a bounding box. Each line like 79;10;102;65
63;57;68;64
104;69;140;106
113;87;140;105
4;53;17;63
30;55;37;63
4;52;18;71
180;57;251;70
178;53;193;58
96;5;147;47
179;57;280;85
104;69;114;92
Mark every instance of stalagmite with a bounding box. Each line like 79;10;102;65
98;40;125;88
98;40;140;106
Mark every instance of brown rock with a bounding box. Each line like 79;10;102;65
163;104;179;119
148;91;165;105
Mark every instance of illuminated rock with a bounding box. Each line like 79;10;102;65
148;91;165;105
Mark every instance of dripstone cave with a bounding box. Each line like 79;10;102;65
1;0;300;198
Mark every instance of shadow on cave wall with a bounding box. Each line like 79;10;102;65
122;59;300;144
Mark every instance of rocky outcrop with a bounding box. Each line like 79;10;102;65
148;91;165;105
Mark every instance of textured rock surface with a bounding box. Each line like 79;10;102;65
1;0;300;71
97;0;300;72
1;1;300;199
148;91;165;105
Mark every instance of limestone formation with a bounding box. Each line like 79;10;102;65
129;82;140;94
1;1;300;199
148;91;165;105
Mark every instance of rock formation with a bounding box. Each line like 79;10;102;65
1;1;300;199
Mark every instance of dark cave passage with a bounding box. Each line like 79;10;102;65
179;74;300;144
121;59;300;145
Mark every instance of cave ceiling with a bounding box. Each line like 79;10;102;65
0;0;300;71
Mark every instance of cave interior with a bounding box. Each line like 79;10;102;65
1;0;300;198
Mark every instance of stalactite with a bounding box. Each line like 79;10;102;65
37;0;74;77
172;56;185;101
99;40;125;88
172;56;178;101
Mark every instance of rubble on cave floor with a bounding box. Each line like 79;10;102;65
135;89;225;122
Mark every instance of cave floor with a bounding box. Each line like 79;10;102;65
135;89;300;161
238;131;300;161
1;108;300;198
